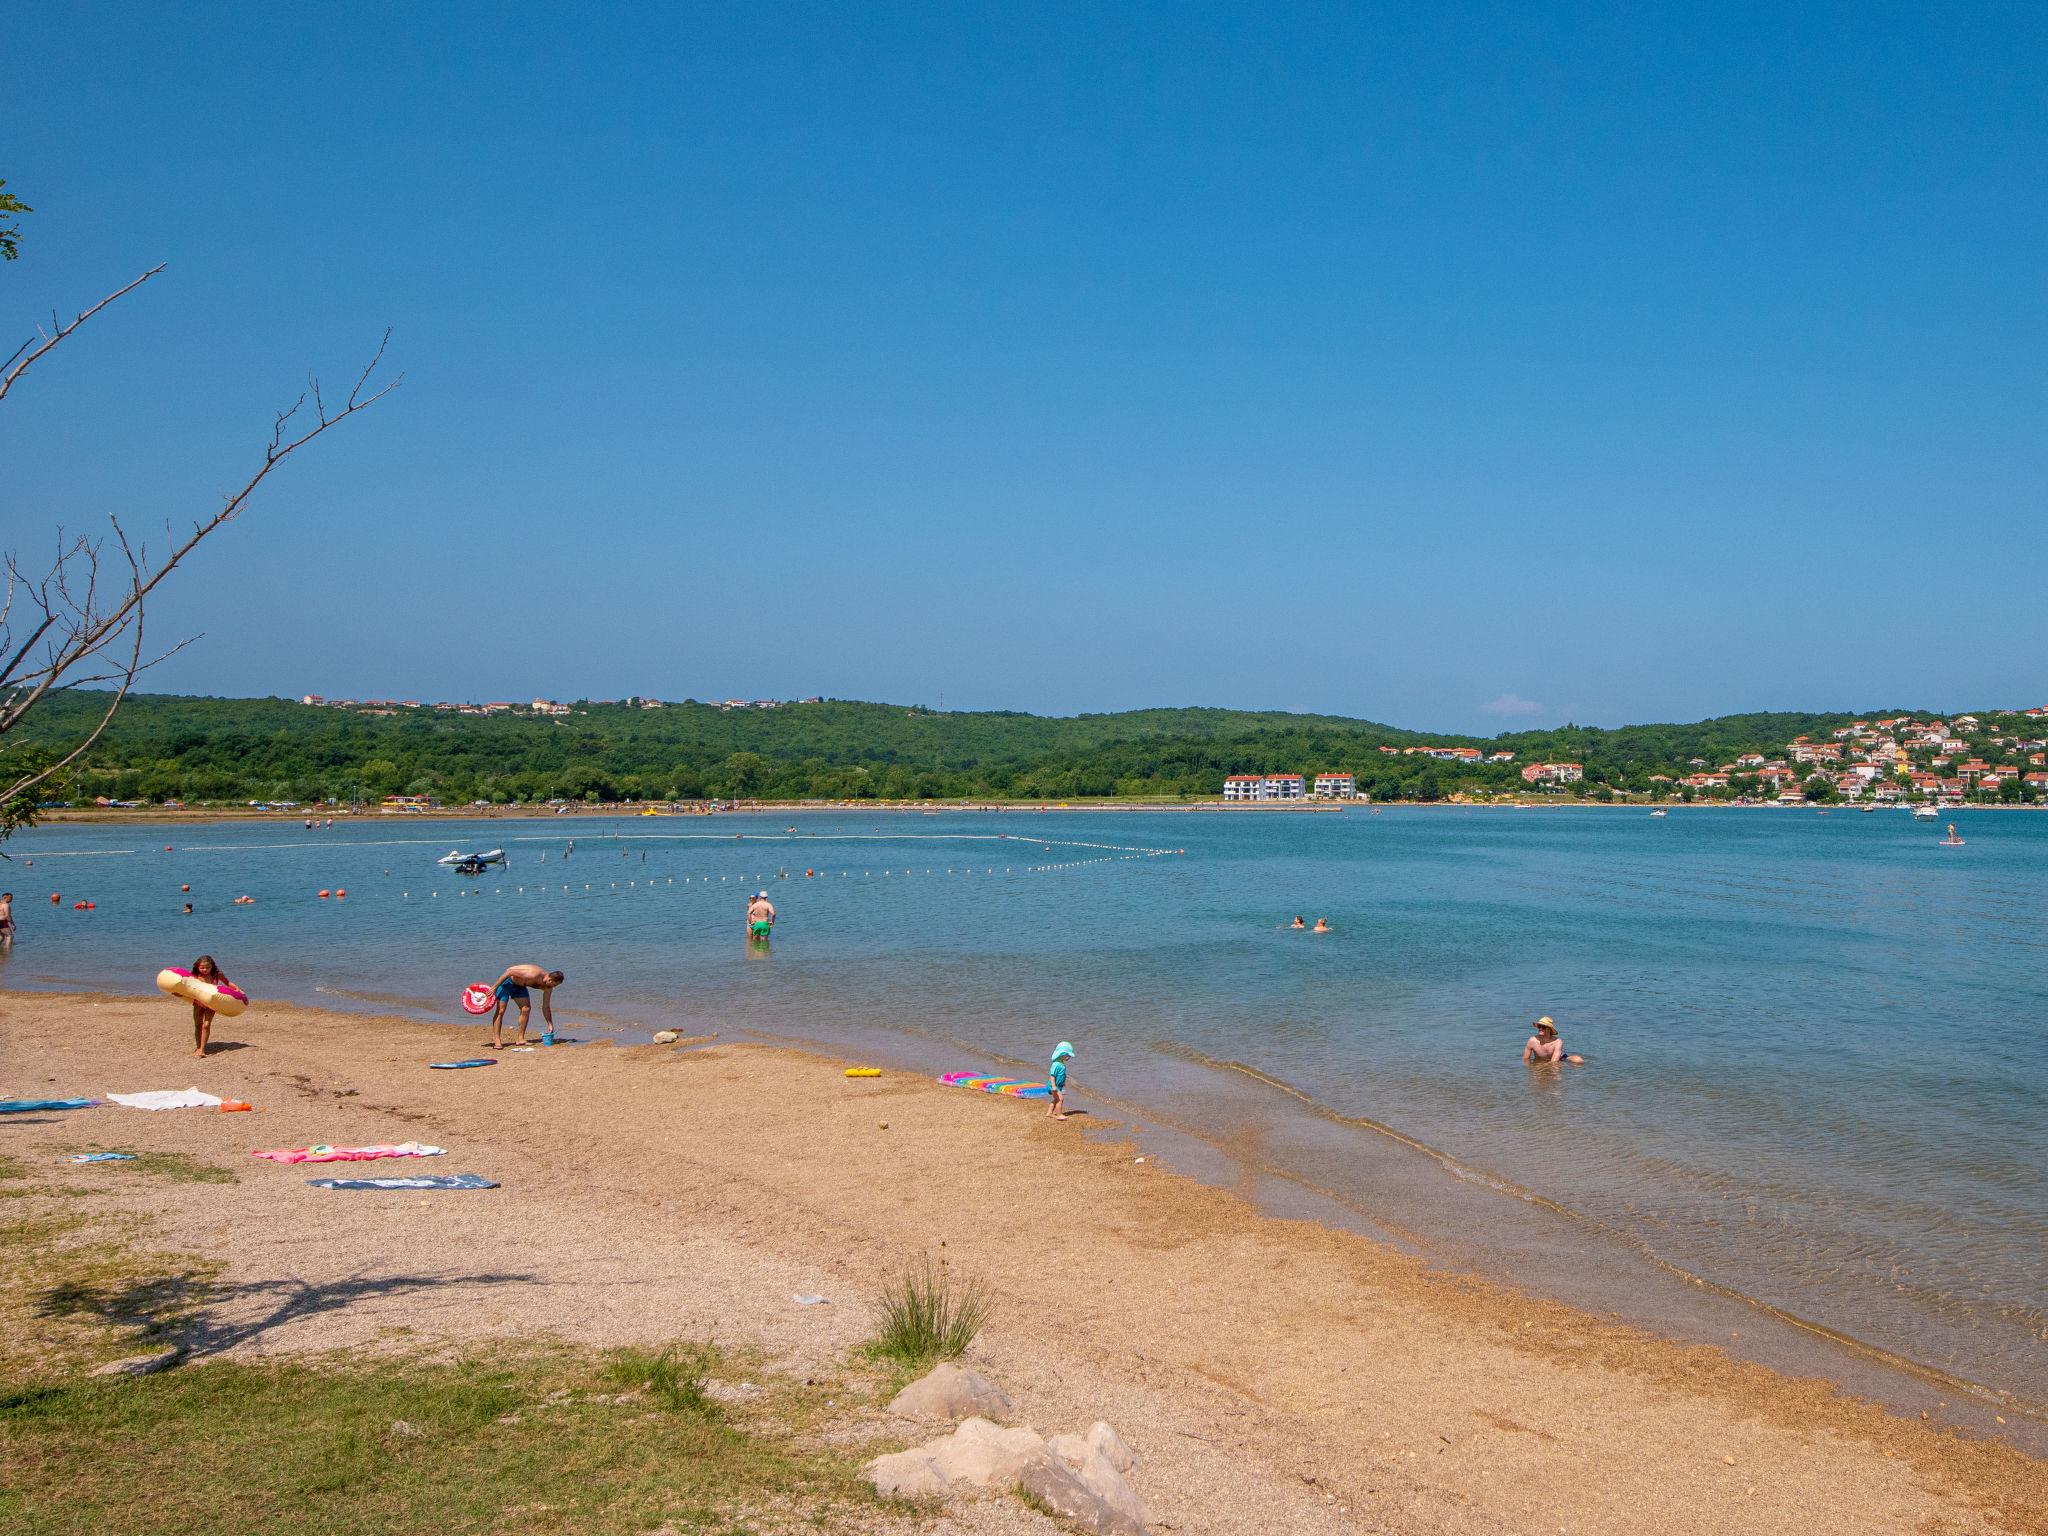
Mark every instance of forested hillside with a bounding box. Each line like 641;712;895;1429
2;691;1930;804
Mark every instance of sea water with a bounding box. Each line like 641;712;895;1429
4;806;2043;1411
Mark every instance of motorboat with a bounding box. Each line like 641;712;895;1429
1649;808;1667;817
437;848;506;866
1911;806;1939;820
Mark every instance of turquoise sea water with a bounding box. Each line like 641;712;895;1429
3;806;2043;1410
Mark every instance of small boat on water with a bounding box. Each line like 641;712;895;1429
436;848;505;866
1912;805;1939;819
1649;808;1667;817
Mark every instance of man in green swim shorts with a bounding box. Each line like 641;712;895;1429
746;890;776;942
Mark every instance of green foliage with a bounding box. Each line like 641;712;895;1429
0;178;30;261
602;1342;717;1414
9;691;2041;805
868;1259;991;1368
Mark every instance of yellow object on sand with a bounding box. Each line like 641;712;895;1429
844;1067;881;1078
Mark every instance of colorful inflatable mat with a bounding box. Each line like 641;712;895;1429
939;1072;1051;1100
308;1173;498;1191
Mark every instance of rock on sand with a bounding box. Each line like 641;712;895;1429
888;1361;1014;1424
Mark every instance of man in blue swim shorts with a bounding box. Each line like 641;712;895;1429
487;963;564;1048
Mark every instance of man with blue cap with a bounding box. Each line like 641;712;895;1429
1047;1040;1075;1120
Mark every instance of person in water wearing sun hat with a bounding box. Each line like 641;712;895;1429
1522;1016;1585;1066
1047;1040;1075;1120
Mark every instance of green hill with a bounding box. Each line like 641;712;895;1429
3;690;1985;805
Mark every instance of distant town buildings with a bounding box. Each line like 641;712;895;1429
1520;762;1584;784
1222;772;1345;801
298;693;821;717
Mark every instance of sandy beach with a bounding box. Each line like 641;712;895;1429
2;990;2042;1535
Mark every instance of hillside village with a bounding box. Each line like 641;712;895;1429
1222;710;2048;805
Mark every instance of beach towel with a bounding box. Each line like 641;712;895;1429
307;1172;497;1191
67;1152;136;1163
0;1098;97;1113
938;1072;1052;1100
108;1089;223;1111
251;1141;445;1165
429;1059;497;1070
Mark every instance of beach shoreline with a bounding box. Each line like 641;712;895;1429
3;989;2042;1534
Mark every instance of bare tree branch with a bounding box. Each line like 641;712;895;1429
0;278;399;821
0;265;164;406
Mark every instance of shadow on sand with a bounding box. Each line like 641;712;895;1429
36;1265;540;1357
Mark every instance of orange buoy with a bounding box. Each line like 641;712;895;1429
164;844;173;852
50;893;60;903
180;884;190;893
335;888;346;898
318;889;330;898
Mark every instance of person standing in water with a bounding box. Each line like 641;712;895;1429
1522;1016;1584;1066
187;954;232;1056
487;964;565;1048
1047;1040;1075;1120
746;890;776;942
0;891;14;946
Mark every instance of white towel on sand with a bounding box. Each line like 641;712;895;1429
107;1088;224;1111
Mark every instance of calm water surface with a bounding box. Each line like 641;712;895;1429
4;806;2043;1407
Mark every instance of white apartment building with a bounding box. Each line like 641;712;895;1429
1313;773;1356;798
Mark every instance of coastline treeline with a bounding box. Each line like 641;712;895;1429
7;692;2041;805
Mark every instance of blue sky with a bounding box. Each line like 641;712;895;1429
7;2;2044;733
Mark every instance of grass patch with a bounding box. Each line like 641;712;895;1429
601;1342;716;1414
114;1151;237;1186
0;1155;28;1182
867;1258;992;1370
0;1345;886;1535
0;1212;223;1379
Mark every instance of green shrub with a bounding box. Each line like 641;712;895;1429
602;1343;716;1414
869;1260;991;1367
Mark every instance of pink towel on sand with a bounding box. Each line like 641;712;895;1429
250;1141;445;1165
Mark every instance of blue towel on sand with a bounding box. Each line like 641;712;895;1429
308;1173;499;1191
428;1059;497;1070
0;1098;96;1113
68;1152;136;1163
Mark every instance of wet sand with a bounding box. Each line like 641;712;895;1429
3;990;2044;1535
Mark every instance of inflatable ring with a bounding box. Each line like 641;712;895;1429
156;967;250;1018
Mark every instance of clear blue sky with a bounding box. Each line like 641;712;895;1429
8;2;2044;733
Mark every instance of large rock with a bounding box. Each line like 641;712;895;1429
1047;1433;1150;1530
928;1416;1053;1489
1087;1420;1137;1473
1020;1455;1149;1535
865;1447;948;1499
888;1361;1014;1424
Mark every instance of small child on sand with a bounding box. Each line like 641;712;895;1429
1047;1040;1075;1120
